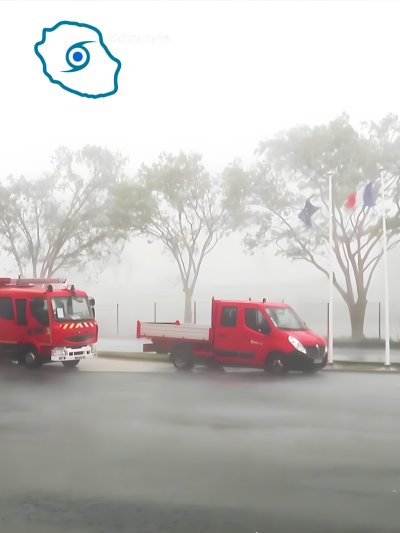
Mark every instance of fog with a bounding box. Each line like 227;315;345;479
1;0;400;340
3;3;400;532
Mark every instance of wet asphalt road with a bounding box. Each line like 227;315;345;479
1;363;400;533
97;338;400;364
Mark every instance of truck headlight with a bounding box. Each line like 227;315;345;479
288;336;307;354
51;347;67;357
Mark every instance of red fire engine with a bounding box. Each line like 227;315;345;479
137;298;327;374
0;277;97;368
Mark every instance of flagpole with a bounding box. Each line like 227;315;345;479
328;171;334;364
379;167;391;366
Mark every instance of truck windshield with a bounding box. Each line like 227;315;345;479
51;296;93;322
265;307;306;330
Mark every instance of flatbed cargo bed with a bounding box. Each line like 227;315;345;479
137;322;210;342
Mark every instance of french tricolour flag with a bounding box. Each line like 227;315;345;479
344;182;376;209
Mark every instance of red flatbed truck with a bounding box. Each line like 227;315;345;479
0;277;97;368
137;298;327;374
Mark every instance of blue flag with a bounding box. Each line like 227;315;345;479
363;182;376;207
298;198;319;227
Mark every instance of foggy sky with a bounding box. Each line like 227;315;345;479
1;0;400;335
3;1;400;175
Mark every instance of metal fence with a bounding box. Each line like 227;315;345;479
94;299;400;341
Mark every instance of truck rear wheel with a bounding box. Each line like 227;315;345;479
205;359;225;372
171;345;194;371
265;353;288;376
62;360;80;369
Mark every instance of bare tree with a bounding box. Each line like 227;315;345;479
113;152;236;322
241;114;400;339
0;145;126;277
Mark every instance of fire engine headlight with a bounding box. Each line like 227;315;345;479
288;336;307;354
51;347;67;357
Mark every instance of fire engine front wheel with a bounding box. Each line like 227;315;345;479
265;353;289;376
62;360;80;369
20;351;42;369
171;346;194;371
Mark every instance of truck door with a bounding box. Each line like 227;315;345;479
27;297;52;349
213;304;242;360
241;307;271;364
0;296;17;346
214;305;271;366
14;298;29;345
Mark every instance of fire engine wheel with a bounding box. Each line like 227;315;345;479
265;353;288;376
21;351;42;369
62;360;80;369
171;346;194;371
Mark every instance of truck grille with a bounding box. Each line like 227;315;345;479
65;334;93;342
305;345;325;358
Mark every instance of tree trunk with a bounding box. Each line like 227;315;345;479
184;289;193;323
348;298;367;340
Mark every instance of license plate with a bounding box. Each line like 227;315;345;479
313;358;323;363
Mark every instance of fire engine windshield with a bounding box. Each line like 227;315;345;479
265;306;307;330
51;296;93;322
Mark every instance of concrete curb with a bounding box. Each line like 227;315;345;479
98;351;169;363
323;364;400;373
98;352;400;373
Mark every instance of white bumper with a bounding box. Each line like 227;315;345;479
51;345;97;362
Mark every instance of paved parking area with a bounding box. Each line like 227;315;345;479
1;368;400;532
78;356;172;373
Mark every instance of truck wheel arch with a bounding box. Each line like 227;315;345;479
265;351;289;375
18;343;37;356
17;344;42;368
170;343;194;371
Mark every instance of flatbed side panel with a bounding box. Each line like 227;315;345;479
143;343;158;353
142;341;212;356
139;322;211;342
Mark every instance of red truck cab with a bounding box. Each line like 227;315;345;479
137;298;327;374
0;278;98;368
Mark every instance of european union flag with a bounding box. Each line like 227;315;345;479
298;198;319;227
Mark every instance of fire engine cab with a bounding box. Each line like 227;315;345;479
0;277;97;368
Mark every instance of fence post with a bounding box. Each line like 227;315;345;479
378;301;381;339
194;301;197;324
154;302;157;323
116;303;119;337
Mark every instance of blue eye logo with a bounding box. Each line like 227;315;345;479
34;20;121;99
63;41;93;72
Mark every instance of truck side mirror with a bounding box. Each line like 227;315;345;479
89;297;95;307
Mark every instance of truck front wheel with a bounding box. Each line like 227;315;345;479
20;351;42;369
265;353;288;376
171;346;194;371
